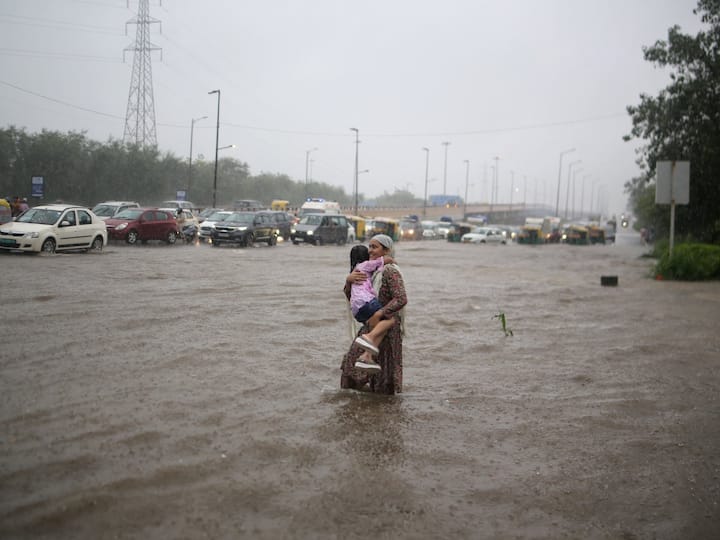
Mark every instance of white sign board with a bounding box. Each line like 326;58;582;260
656;161;690;205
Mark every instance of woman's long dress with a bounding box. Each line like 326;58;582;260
340;265;407;395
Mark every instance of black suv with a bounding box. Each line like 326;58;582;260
257;210;294;241
290;213;348;245
211;211;277;247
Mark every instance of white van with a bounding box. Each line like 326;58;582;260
299;198;341;216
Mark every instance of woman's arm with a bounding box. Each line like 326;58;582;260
377;266;407;318
343;270;366;300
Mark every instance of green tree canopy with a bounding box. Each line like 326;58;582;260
625;0;720;243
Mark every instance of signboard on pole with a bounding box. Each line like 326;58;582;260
656;161;689;204
31;176;44;198
655;161;690;255
176;190;187;202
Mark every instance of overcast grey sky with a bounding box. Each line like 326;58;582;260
0;0;704;216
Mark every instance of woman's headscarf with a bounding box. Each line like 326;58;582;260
371;234;394;256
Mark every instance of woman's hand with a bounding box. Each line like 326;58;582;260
346;269;367;284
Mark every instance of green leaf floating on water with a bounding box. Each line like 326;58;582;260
492;312;513;337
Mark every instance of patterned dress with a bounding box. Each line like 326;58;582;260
340;264;407;394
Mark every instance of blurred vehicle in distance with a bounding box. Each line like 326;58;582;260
461;226;507;244
199;210;232;242
91;201;140;220
291;213;348;245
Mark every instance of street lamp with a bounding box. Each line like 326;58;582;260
208;89;221;208
350;128;359;216
442;141;451;196
564;160;581;219
571;167;583;218
580;174;590;217
305;147;318;186
555;148;575;217
422;147;430;218
218;144;236;151
463;160;470;219
188;115;207;197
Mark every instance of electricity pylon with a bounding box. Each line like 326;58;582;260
123;0;162;148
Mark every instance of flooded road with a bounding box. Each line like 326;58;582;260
2;230;719;539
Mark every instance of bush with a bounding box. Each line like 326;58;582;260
654;243;720;280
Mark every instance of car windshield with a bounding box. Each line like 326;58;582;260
226;212;254;223
207;212;230;221
16;208;62;225
300;215;322;225
91;204;117;217
471;227;488;234
114;209;144;220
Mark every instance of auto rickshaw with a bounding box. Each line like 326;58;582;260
587;224;606;244
516;224;544;244
563;224;590;245
446;222;473;242
346;215;366;242
271;199;289;211
366;217;400;241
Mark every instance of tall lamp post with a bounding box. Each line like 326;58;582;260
188;115;207;198
580;174;590;217
350;128;359;216
442;141;451;196
571;167;583;219
463;159;470;219
305;147;318;187
208;89;221;208
422;147;430;218
565;161;581;218
555;148;575;217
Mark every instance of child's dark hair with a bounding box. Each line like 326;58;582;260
350;245;369;271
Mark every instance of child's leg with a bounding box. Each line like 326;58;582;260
362;317;396;348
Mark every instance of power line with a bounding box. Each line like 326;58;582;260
0;47;121;63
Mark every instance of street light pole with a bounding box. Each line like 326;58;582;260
422;147;430;218
581;174;590;217
463;159;470;219
188;115;207;198
350;128;359;215
442;141;450;196
555;148;575;217
305;147;318;186
208;89;221;208
565;161;581;218
571;168;583;219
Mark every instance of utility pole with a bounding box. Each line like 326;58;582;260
442;141;451;196
350;128;359;216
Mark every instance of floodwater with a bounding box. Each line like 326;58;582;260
1;230;719;539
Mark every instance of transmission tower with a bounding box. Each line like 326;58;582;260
123;0;162;147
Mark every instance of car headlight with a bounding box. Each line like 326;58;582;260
237;226;247;231
290;228;296;234
116;223;127;231
26;231;40;239
307;230;313;235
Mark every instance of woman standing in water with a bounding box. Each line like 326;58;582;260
341;234;407;394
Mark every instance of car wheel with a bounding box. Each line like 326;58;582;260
41;238;56;253
167;231;177;244
292;239;299;245
268;234;277;246
126;230;139;244
90;235;104;252
243;233;254;247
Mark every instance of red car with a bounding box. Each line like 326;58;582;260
105;207;179;244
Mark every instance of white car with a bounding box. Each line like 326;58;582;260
0;204;107;253
198;210;232;242
91;201;140;220
461;226;507;245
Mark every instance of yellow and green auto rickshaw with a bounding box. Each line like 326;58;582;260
366;217;400;242
271;199;289;211
346;215;366;242
446;222;473;242
517;224;544;245
587;224;606;244
563;224;590;245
